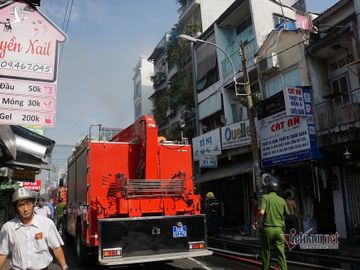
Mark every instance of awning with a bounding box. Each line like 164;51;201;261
6;155;51;170
0;125;55;171
0;125;16;159
197;161;253;183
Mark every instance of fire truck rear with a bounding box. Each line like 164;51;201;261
65;115;211;266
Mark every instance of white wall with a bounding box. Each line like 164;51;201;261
133;57;154;120
200;0;235;31
249;0;297;46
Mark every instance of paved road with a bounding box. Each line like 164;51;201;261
3;242;351;270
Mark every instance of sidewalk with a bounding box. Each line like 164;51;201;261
214;227;360;260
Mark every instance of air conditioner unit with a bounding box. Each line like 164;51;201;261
257;52;279;73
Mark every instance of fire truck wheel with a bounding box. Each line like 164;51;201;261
76;223;88;267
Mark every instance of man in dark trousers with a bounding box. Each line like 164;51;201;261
252;176;290;270
204;192;221;236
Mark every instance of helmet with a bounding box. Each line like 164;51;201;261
266;176;279;192
206;192;215;199
12;188;35;204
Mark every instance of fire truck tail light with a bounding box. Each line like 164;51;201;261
103;248;122;258
188;241;205;251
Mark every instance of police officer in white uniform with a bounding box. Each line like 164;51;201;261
0;188;69;270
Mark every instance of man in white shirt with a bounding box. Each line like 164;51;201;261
0;188;69;270
34;196;51;218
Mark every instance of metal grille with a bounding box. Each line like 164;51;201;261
122;178;185;198
102;173;186;199
346;173;360;237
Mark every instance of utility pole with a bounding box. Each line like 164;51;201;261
239;42;263;201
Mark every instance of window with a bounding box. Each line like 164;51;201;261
231;104;248;123
134;83;141;99
331;74;349;95
236;16;252;35
231;104;240;123
265;67;301;97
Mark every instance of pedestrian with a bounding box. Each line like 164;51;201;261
34;196;51;218
0;188;69;270
56;198;66;234
252;176;290;270
284;189;299;233
46;198;55;221
204;191;221;236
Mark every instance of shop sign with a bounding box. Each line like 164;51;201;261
221;120;251;150
12;169;36;181
284;86;306;116
259;111;311;166
0;1;67;82
19;179;41;191
258;87;320;167
0;108;55;126
0;93;55;111
0;1;67;127
199;156;218;168
0;78;56;97
192;128;221;161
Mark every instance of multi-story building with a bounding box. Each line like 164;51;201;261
148;0;236;139
132;56;154;120
148;33;172;133
255;0;360;239
189;0;302;228
306;0;360;239
255;27;321;234
178;0;236;33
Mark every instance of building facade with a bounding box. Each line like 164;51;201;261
133;56;154;120
191;0;302;229
148;0;237;139
254;0;360;239
306;0;360;239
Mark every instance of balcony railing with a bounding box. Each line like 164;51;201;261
316;88;360;132
221;39;257;79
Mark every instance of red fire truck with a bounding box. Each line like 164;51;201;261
65;115;211;266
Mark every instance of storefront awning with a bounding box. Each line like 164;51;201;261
197;161;253;183
0;125;54;171
0;125;16;159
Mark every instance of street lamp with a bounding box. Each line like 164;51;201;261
178;34;263;199
178;34;244;96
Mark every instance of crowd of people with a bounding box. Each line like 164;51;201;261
31;195;67;235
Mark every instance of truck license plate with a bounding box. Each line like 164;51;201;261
172;225;187;238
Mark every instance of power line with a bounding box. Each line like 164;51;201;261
61;0;71;31
64;0;74;33
60;0;74;60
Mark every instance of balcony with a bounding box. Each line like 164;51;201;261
316;88;360;138
177;0;196;18
221;39;257;79
151;72;167;89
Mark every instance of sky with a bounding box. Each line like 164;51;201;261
39;0;339;145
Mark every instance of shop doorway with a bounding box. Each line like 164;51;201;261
200;173;253;229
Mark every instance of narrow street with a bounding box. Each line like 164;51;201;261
39;241;355;270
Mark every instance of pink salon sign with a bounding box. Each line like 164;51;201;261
0;1;67;82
